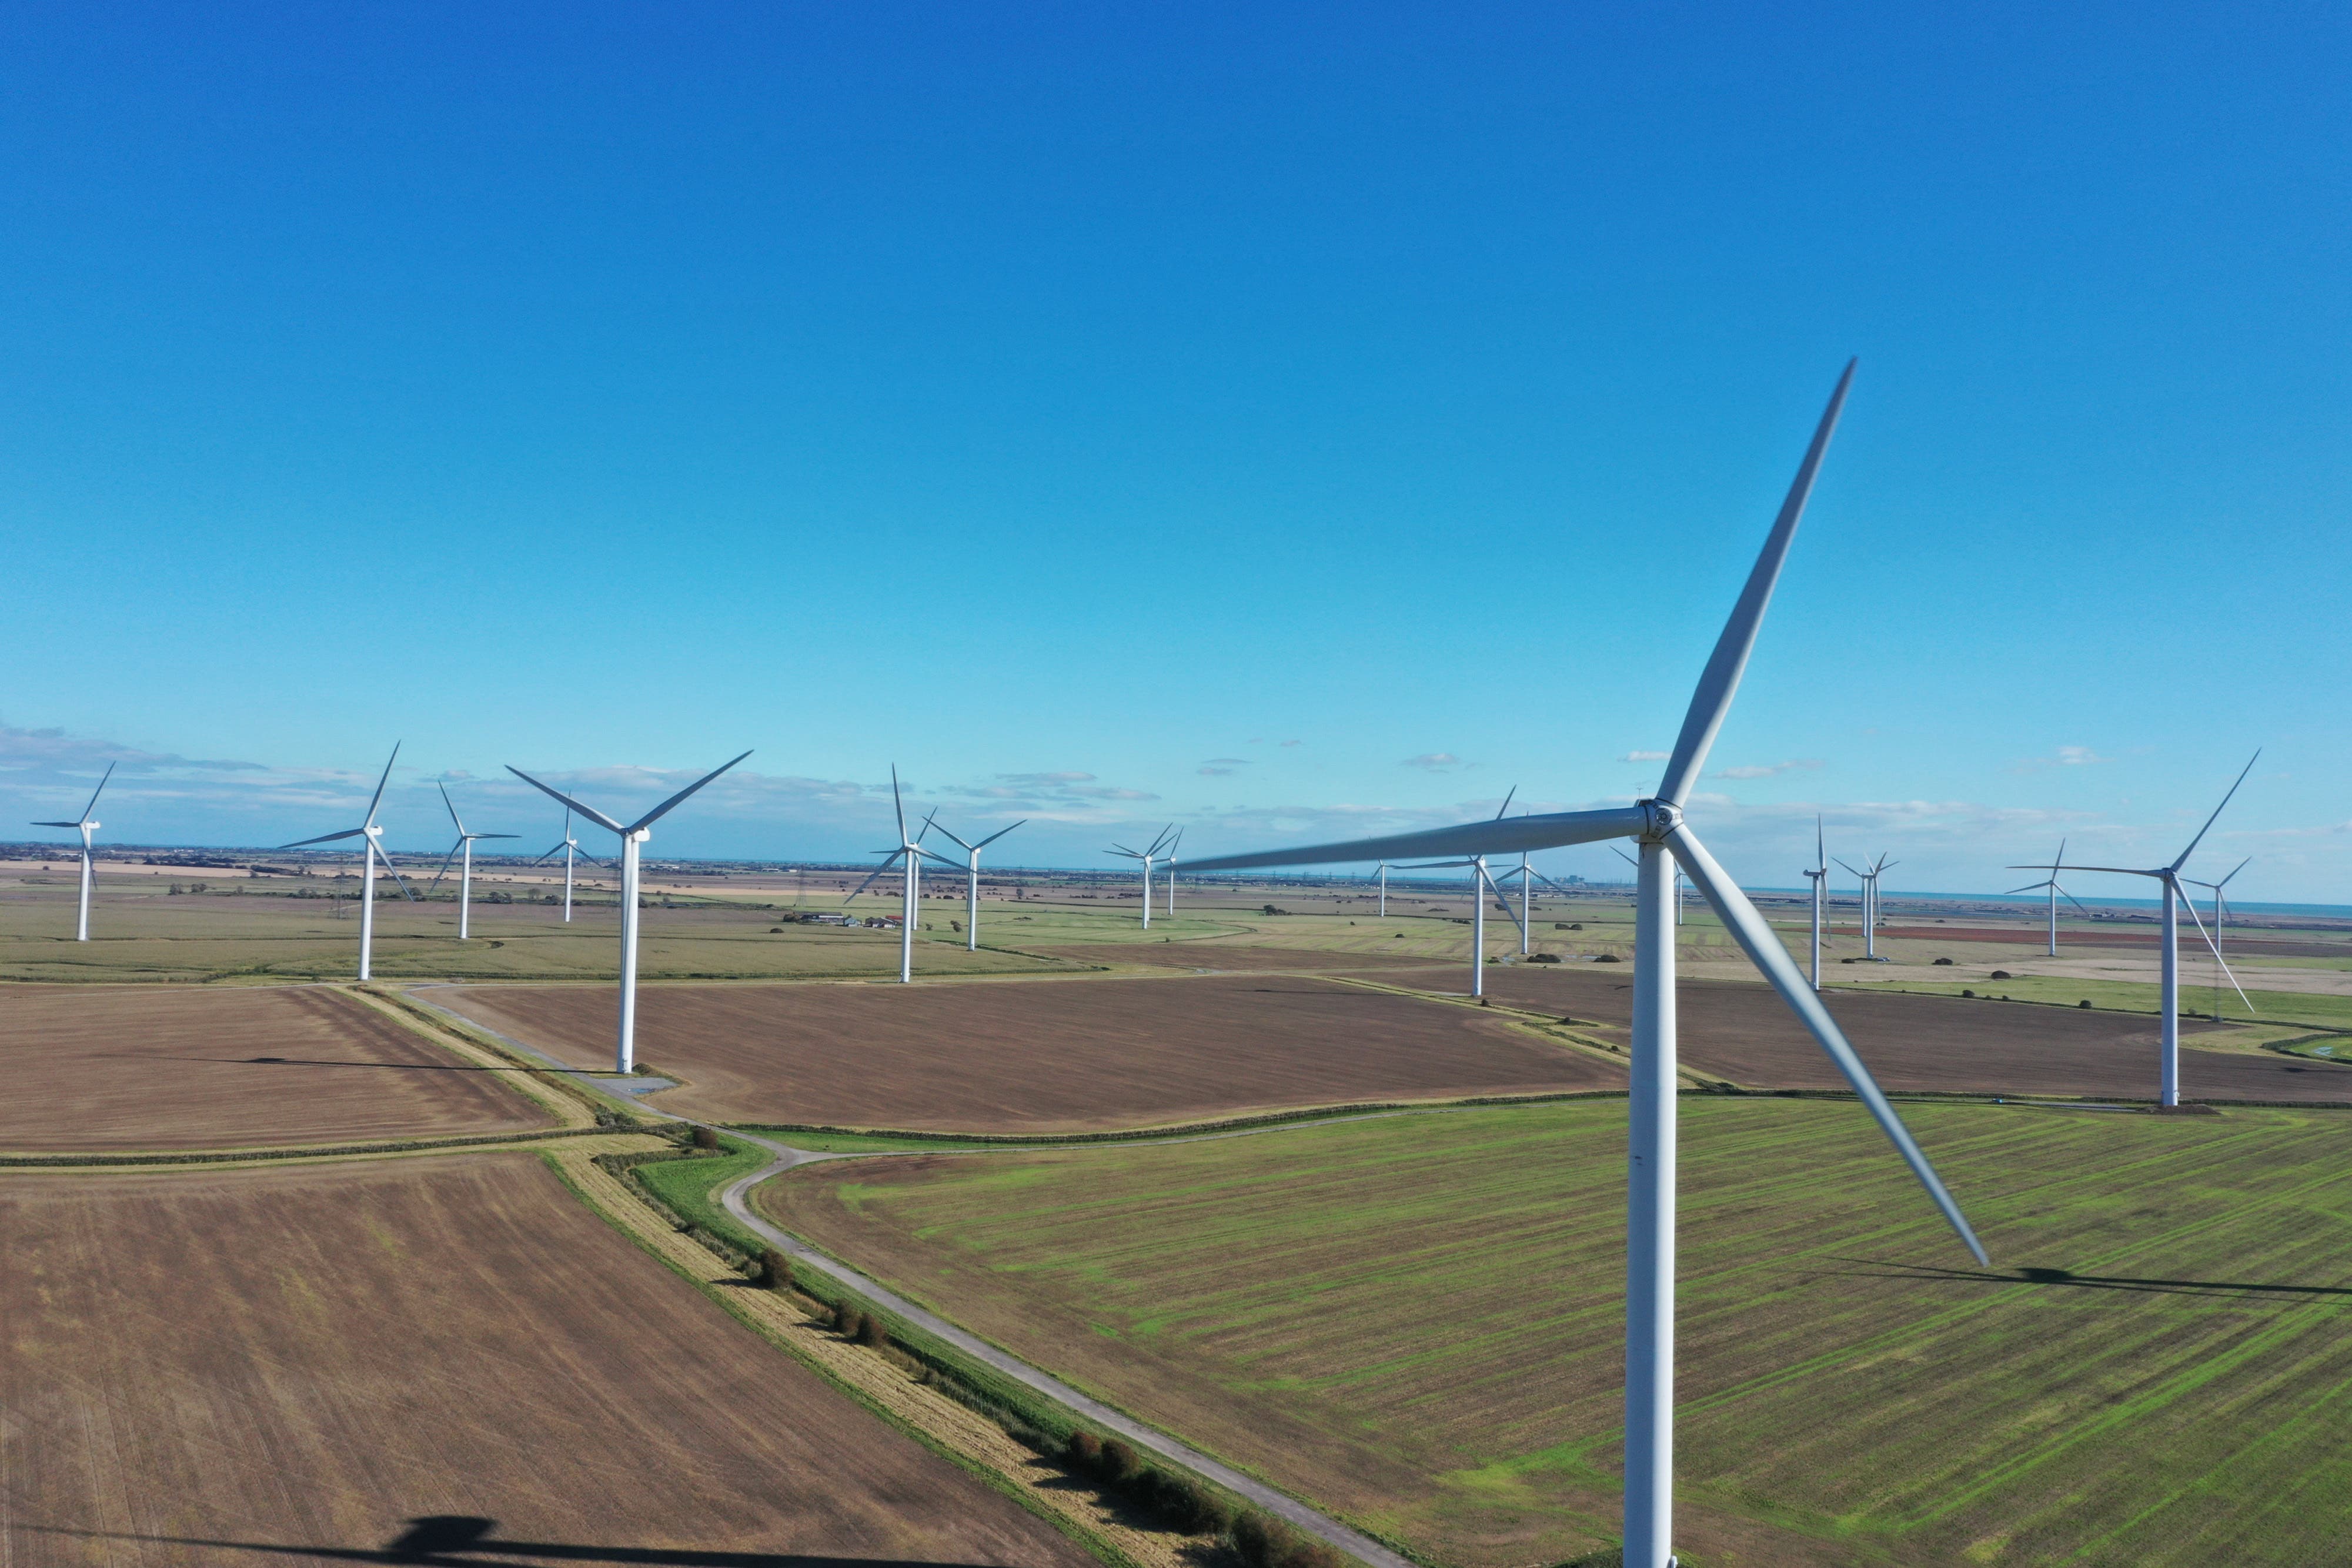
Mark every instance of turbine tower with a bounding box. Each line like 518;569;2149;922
844;767;933;983
1802;817;1828;989
1162;828;1182;918
282;745;416;981
507;751;750;1071
429;783;517;941
2023;753;2259;1106
924;817;1025;951
2005;838;2091;958
1174;363;1983;1568
1613;846;1687;925
1501;851;1572;955
1370;861;1391;917
1106;825;1175;929
31;761;114;942
1835;852;1896;959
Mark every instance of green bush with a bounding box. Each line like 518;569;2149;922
754;1248;791;1290
831;1303;863;1338
691;1125;719;1150
1100;1437;1142;1486
856;1313;890;1351
1065;1431;1102;1472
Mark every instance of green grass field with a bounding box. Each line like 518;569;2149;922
1847;974;2352;1032
761;1098;2352;1567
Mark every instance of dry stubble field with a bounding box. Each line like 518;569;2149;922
763;1097;2352;1568
0;984;550;1152
436;975;1623;1131
0;1151;1099;1568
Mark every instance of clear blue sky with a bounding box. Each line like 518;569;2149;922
2;2;2344;898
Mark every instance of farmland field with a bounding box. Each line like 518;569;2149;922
761;1097;2352;1567
436;974;1623;1131
0;984;549;1151
1442;965;2352;1101
0;1152;1098;1567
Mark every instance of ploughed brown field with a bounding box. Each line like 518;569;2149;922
0;1153;1095;1567
1875;924;2351;958
440;976;1622;1131
0;985;547;1152
1046;943;1455;973
1451;965;2352;1101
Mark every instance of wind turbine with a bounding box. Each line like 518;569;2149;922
925;817;1025;950
1802;817;1829;989
1394;850;1522;997
1173;363;1983;1568
2027;754;2259;1105
429;783;518;941
2005;838;2092;958
1501;851;1573;955
2185;857;2254;1020
507;751;751;1070
1163;828;1182;918
1106;825;1175;929
282;745;417;981
533;808;604;923
1369;861;1392;917
1835;852;1895;959
31;761;113;941
844;767;933;983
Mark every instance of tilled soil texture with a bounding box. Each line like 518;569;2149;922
0;985;549;1152
1875;925;2352;959
1044;943;1458;974
442;976;1623;1132
1448;965;2352;1101
0;1154;1094;1567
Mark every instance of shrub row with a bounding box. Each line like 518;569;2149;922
0;1122;619;1170
1058;1431;1345;1564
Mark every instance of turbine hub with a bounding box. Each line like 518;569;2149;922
1636;798;1682;842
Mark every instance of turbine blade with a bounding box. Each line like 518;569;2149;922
31;821;81;828
429;840;461;891
1668;823;1987;1264
439;781;465;835
1834;858;1868;878
844;853;904;903
2170;750;2260;872
1179;805;1646;874
2003;881;2051;895
930;823;977;851
2054;865;2164;878
1531;871;1575;894
2062;889;2096;918
1395;858;1474;869
1611;846;1638;867
891;764;908;844
974;820;1025;849
506;767;627;837
2217;855;2252;888
379;854;419;903
629;750;753;833
1815;814;1825;871
475;833;520;841
2177;882;2254;1013
1494;785;1517;820
1481;864;1526;938
81;761;116;821
533;843;567;863
282;828;365;849
1654;361;1856;807
364;743;401;828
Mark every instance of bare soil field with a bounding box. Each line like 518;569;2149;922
1454;965;2352;1101
0;985;549;1152
440;975;1623;1131
0;1152;1094;1567
1045;942;1456;974
1877;925;2351;959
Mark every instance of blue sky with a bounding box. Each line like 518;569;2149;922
2;2;2344;898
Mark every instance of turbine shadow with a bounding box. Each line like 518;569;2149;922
22;1518;1005;1568
1828;1258;2352;1300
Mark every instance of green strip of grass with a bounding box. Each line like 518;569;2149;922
1839;974;2352;1031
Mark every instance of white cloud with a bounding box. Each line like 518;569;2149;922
1401;753;1462;771
2012;745;2112;773
1621;750;1670;763
1711;758;1824;781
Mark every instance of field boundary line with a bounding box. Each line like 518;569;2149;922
0;1122;630;1169
540;1144;1198;1568
339;984;597;1128
718;1132;1418;1568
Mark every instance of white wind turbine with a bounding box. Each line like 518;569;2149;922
2020;754;2259;1106
924;816;1026;950
1501;852;1573;955
282;745;417;981
429;783;518;941
1369;861;1392;917
31;761;114;942
1613;845;1687;925
1802;817;1829;989
1396;790;1526;992
1106;825;1176;929
1162;828;1182;918
507;751;751;1071
844;766;933;983
533;808;608;923
1175;364;1984;1568
2185;857;2255;1020
1835;852;1896;959
2004;838;2092;958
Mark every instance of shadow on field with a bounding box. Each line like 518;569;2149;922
114;1055;524;1073
26;1519;999;1567
1837;1258;2352;1299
